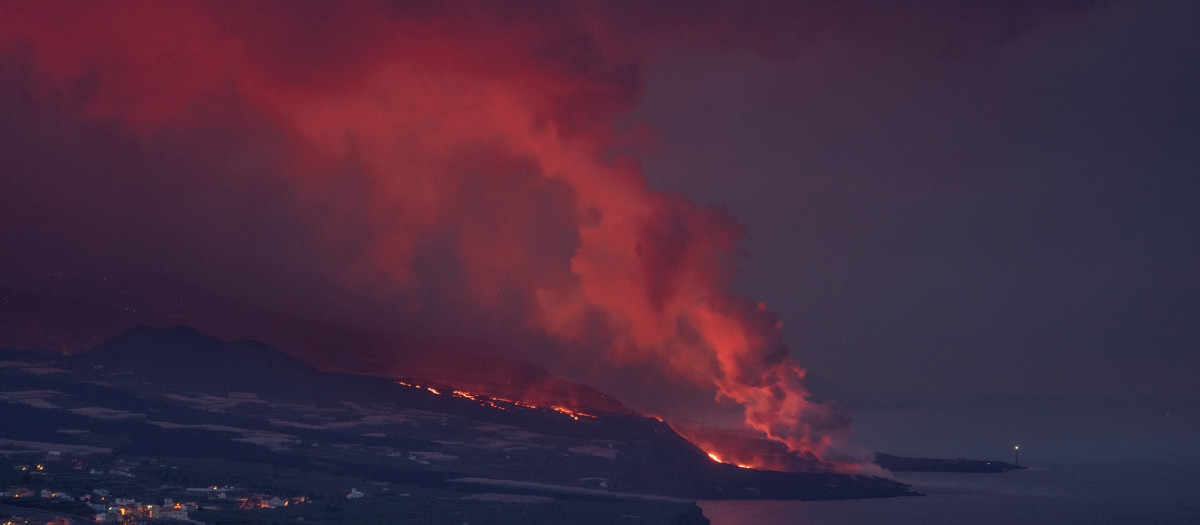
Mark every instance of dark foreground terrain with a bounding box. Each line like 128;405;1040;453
0;325;915;524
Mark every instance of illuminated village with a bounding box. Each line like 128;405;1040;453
0;452;319;524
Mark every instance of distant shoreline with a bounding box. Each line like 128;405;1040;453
875;453;1024;473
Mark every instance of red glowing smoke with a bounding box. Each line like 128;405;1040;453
1;1;871;469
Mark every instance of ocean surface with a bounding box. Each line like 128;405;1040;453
700;462;1200;525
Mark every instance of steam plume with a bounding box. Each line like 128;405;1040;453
1;0;873;469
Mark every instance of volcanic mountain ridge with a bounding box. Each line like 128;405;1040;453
0;325;917;523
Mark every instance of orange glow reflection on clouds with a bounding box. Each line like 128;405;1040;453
1;0;872;470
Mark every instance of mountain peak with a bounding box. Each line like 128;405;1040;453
97;324;221;352
87;325;318;397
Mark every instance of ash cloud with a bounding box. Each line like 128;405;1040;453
0;0;1103;470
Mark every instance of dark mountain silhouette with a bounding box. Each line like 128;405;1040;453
89;324;321;393
2;325;917;504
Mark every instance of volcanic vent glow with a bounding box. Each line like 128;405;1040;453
0;1;875;473
394;380;596;421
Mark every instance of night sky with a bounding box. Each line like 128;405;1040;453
2;1;1197;464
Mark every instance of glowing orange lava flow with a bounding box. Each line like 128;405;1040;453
394;380;596;421
705;451;753;469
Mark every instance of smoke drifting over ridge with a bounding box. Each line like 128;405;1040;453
0;1;914;468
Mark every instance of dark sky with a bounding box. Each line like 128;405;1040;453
1;1;1197;463
638;0;1200;403
634;0;1200;461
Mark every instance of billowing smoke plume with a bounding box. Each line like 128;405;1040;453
1;1;873;469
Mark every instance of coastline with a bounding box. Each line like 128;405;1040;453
699;461;1200;525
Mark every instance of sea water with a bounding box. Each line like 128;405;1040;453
700;462;1200;525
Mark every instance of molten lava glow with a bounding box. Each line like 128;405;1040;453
706;452;752;469
396;380;595;421
0;1;873;472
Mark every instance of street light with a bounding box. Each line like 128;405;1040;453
1014;445;1020;466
